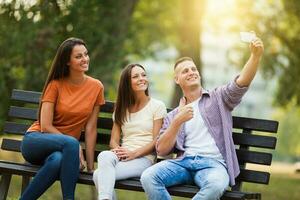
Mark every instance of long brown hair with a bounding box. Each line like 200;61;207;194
114;64;149;126
37;37;87;121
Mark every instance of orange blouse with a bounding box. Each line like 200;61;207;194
27;76;105;139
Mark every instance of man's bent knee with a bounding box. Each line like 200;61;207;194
140;167;158;189
201;179;228;200
140;168;151;186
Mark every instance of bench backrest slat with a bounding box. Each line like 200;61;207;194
97;118;113;130
3;122;277;153
9;106;37;120
4;122;30;135
1;139;21;152
8;109;279;134
236;149;272;165
238;169;270;184
0;138;273;166
79;133;111;144
232;132;277;149
11;89;41;104
10;89;114;112
3;121;111;144
4;121;277;150
233;117;278;133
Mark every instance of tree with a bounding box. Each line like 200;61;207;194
220;0;300;161
226;0;300;106
0;0;139;129
0;0;209;127
171;0;206;107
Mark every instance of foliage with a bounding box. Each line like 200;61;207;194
169;0;206;107
0;0;134;128
0;0;141;88
225;0;300;106
126;0;180;59
217;0;300;159
0;0;183;129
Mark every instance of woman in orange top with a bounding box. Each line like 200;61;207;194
20;38;105;200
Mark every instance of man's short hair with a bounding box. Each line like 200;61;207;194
174;57;194;70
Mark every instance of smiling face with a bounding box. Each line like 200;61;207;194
174;60;201;89
130;66;148;93
68;44;89;73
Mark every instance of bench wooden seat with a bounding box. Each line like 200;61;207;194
0;89;279;200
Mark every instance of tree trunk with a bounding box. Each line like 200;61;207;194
171;0;206;107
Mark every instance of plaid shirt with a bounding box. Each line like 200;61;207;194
157;77;248;186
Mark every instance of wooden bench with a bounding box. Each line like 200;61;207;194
0;89;279;200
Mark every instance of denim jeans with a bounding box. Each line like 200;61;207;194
141;155;229;200
93;151;152;200
20;132;80;200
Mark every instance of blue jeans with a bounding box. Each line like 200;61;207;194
141;156;229;200
20;132;80;200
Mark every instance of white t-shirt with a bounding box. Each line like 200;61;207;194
118;98;167;162
184;98;225;165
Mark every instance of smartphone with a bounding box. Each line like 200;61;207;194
240;32;256;43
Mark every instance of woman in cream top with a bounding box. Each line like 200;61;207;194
93;64;166;200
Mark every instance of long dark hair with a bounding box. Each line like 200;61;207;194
37;37;87;121
114;64;149;126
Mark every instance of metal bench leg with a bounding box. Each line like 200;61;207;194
0;174;12;200
21;175;31;194
257;193;261;200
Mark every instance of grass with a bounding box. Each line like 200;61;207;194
243;173;300;200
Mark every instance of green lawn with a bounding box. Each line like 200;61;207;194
243;173;300;200
3;173;299;200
